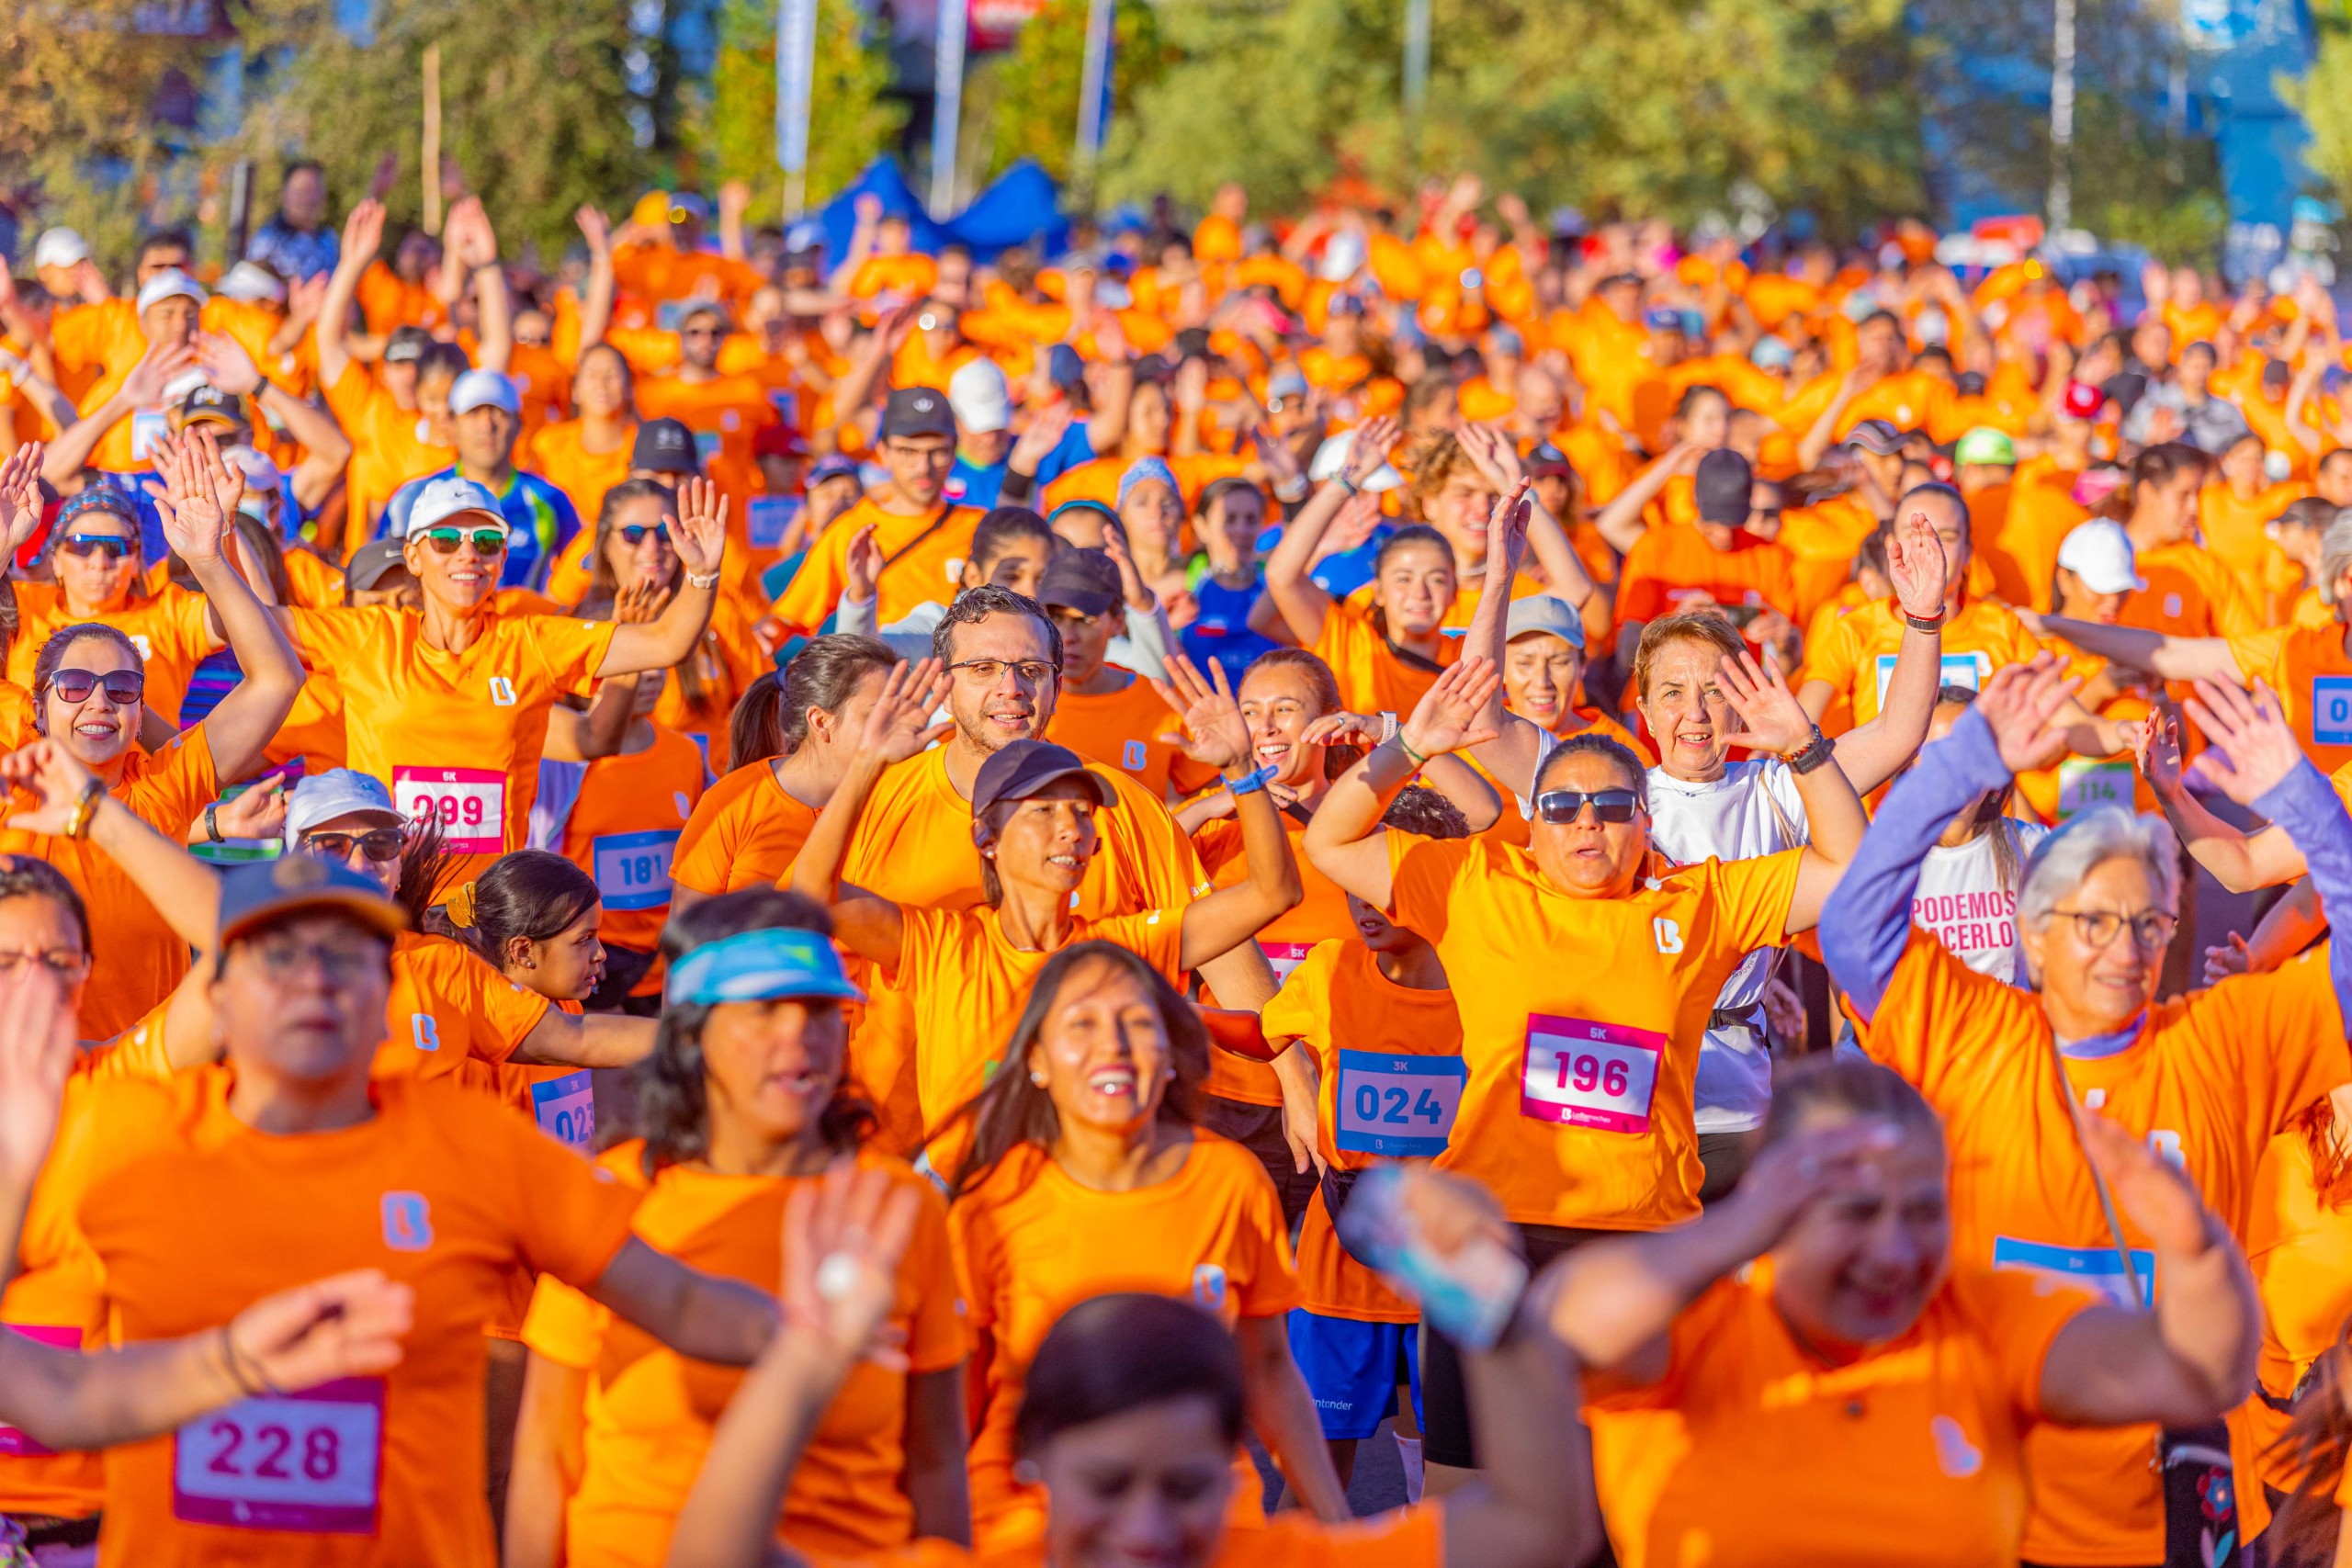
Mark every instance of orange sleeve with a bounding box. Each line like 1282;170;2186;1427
2216;951;2352;1134
1954;1265;2101;1424
1254;1504;1444;1567
115;724;220;832
1797;602;1865;698
523;615;620;696
1099;908;1187;981
409;939;552;1064
901;1179;968;1374
1860;931;2044;1107
520;1270;611;1370
670;789;741;898
769;519;851;632
1227;1148;1303;1318
496;1115;644;1288
1257;941;1338;1048
1703;847;1804;955
1385;835;1476;941
2225;627;2290;689
83;1004;177;1081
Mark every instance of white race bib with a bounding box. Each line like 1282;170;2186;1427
1259;940;1314;988
2055;757;2132;820
130;409;169;462
392;766;506;856
1335;1052;1465;1157
592;829;679;912
746;494;802;551
172;1379;386;1534
2314;675;2352;747
1520;1013;1664;1134
1874;649;1990;709
530;1070;595;1151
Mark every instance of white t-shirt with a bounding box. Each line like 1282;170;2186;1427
1912;820;2049;987
1645;758;1810;1134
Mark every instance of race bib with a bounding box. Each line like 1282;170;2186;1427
2313;675;2352;747
530;1070;595;1151
1259;940;1314;988
592;829;680;911
1335;1051;1466;1157
745;494;802;551
392;766;506;856
1992;1236;2154;1309
2055;757;2132;820
0;1325;80;1456
1874;650;1989;708
1521;1013;1664;1134
172;1378;386;1534
130;408;169;461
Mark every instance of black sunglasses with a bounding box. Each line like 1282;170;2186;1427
618;523;672;546
58;534;136;561
45;668;146;705
1534;788;1640;825
301;827;406;863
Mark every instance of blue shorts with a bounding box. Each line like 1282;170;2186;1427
1286;1309;1420;1440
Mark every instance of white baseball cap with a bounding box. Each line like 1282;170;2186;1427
2055;519;2146;596
1308;431;1402;491
32;228;88;271
947;357;1012;435
217;260;288;305
448;368;520;418
134;268;208;314
403;474;508;536
283;768;405;850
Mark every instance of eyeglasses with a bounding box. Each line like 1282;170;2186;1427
2048;907;2177;952
44;668;145;705
946;658;1057;686
0;950;90;983
301;828;406;863
1045;606;1102;629
58;534;136;562
418;526;509;555
618;523;672;546
241;931;387;982
1534;788;1641;825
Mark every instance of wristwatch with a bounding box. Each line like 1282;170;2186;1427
205;801;225;844
1903;608;1946;633
1784;726;1836;776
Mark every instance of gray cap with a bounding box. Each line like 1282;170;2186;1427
1503;593;1586;651
345;537;411;592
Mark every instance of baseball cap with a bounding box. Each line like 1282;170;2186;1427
283;768;405;847
2060;379;2107;421
666;926;865;1008
223;445;282;492
1307;431;1402;491
1045;344;1088;393
948;358;1012;435
1036;548;1122;617
808;454;862;490
1951;427;2016;468
448;369;520;418
667;191;713;224
882;387;956;442
971;740;1115;818
1504;593;1586;651
1266;367;1310;406
1643;306;1685;333
31;228;88;272
1527;443;1574;479
134;269;207;314
1596;272;1642;292
1841;418;1906;455
1749;335;1795;371
345;537;412;592
631;418;700;475
383;325;432;365
217;852;407;949
1326;292;1368;319
2055;519;2147;596
217;261;287;305
176;384;248;432
1693;448;1755;525
753;423;808;461
402;474;506;536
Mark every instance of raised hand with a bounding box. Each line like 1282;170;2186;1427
159;428;232;568
575;204;612;257
2203;932;2253;987
855;659;952;762
1149;654;1254;773
1884;506;1950;621
284;274;329;332
2077;1108;2211;1258
212;778;288;841
0;961;76;1191
1972;656;2079;773
1315;490;1385;562
1456;422;1526;491
2132;706;2186;798
1398;656;1503;761
228;1269;415;1393
1343;415;1402;488
1724;1118;1906;1248
1715;649;1816;757
2187;678;2307;806
0;442;45;557
195;331;265;398
778;1160;921;1370
670;477;729;581
1009;401;1073;475
342;198;388;265
842;523;883;605
612;576;671;625
120;340;198;410
1298;710;1388;752
1482;477;1533;571
1097;526;1149;609
0;739;102;838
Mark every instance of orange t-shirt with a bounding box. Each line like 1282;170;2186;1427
1775;493;1878;624
288;604;616;873
6;581;217;728
2235;1129;2352;1541
0;727;217;1038
1386;836;1801;1229
1798;595;2045;734
671;760;820;898
322;360;453;538
0;680;33;751
56;1068;639;1568
1857;931;2351;1564
558;725;707;958
1189;811;1357;1107
1614;525;1800;631
1261;938;1463;1322
1589;1257;2098;1568
2199;480;2308;608
892;1506;1441;1568
1995;458;2090;613
2122;538;2261;645
949;1134;1300;1549
526;418;638;527
371;931;551;1083
1309;597;1459;719
354;262;446;337
1046;671;1211;803
632;372;776;515
522;1142;963;1563
609;245;765;310
2225;623;2352;776
771;497;986;634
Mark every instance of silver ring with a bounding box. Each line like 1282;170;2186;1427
813;1253;861;1302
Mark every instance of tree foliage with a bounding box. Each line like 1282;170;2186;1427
982;0;1165;187
689;0;904;221
2284;0;2352;218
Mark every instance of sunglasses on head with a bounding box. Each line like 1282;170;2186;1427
45;668;145;705
418;526;508;555
58;534;136;562
1534;788;1640;825
618;523;671;546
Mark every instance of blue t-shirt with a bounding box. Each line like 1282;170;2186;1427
1181;570;1280;688
949;423;1094;512
381;467;581;591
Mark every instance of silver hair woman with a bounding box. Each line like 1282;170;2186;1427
2011;804;2180;1001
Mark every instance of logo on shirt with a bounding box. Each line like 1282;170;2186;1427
1930;1416;1984;1477
1121;739;1148;772
487;675;517;707
673;791;693;820
1652;918;1684;955
411;1014;440;1053
127;634;153;661
2163;593;2183;619
381;1192;434;1253
1191;1264;1227;1311
944;555;967;584
2149;1129;2186;1172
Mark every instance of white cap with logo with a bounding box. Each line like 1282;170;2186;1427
2055;519;2147;596
448;369;521;418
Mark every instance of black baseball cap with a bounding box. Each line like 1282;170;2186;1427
177;384;248;431
345;537;412;592
808;454;862;489
631;418;699;475
1037;548;1122;617
971;740;1114;818
1693;448;1755;525
882;387;956;442
383;325;432;364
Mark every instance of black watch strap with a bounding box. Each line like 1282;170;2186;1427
1785;726;1836;775
204;800;224;843
1904;610;1946;633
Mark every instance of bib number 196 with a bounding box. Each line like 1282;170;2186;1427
1520;1014;1664;1134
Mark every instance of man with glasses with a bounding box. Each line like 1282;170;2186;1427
381;370;578;592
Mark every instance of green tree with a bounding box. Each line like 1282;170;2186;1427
984;0;1165;186
689;0;904;221
2284;1;2352;217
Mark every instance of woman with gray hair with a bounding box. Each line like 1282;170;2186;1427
1820;653;2352;1568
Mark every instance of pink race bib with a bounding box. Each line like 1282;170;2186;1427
392;765;506;855
1259;940;1315;988
0;1325;80;1456
171;1378;386;1534
1520;1013;1663;1134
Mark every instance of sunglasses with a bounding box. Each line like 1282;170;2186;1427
301;827;406;863
45;668;146;705
58;534;136;561
1534;788;1641;825
618;523;671;546
419;526;509;555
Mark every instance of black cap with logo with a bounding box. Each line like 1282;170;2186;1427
631;418;700;476
882;387;956;442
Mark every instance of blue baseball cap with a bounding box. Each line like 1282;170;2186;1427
666;928;865;1008
218;853;407;948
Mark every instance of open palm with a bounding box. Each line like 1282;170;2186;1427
1149;655;1251;773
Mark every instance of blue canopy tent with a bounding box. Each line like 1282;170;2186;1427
816;158;1069;265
